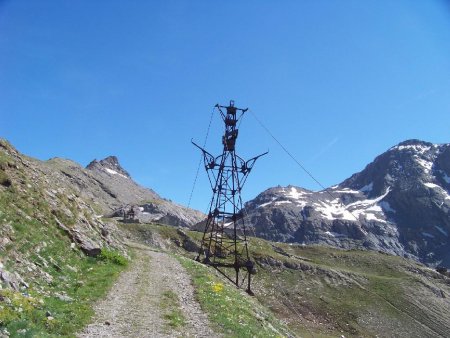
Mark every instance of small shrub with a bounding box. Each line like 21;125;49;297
98;248;128;266
0;290;40;326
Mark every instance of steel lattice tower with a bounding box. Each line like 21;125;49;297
192;100;267;294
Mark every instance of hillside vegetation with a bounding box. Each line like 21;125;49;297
0;140;128;336
126;222;450;338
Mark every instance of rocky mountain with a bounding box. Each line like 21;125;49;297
85;155;205;227
243;139;450;267
46;153;204;227
44;156;158;214
0;139;203;260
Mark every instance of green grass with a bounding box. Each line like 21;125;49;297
0;162;128;337
139;199;164;205
160;290;186;329
178;256;290;338
99;248;129;266
1;248;126;336
248;243;409;336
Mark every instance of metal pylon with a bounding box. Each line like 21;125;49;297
192;100;267;294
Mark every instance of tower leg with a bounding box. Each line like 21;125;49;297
246;272;254;296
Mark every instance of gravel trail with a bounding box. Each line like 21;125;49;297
78;243;218;337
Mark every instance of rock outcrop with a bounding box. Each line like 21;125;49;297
111;202;204;228
86;156;131;178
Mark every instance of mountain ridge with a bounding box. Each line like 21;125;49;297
243;139;450;267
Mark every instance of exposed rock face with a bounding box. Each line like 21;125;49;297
244;140;450;267
0;267;19;290
86;156;131;179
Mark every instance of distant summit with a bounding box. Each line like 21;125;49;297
86;156;131;179
83;155;204;227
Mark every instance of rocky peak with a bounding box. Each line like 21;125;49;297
246;185;314;209
86;156;131;179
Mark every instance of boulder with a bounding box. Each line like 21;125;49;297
71;230;102;257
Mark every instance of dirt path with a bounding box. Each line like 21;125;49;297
78;243;219;337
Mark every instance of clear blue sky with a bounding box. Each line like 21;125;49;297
1;1;450;212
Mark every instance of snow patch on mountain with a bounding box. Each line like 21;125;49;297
332;188;360;194
424;182;440;189
257;196;277;208
365;213;386;223
287;187;308;199
325;231;346;238
422;232;435;239
393;144;431;154
379;201;395;213
435;226;448;237
313;188;390;222
347;187;391;207
315;199;355;221
423;182;450;200
258;201;273;208
104;168;129;179
415;156;433;173
275;200;293;206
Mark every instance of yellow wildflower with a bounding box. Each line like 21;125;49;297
212;282;223;293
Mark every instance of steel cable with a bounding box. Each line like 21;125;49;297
187;106;215;208
248;109;366;227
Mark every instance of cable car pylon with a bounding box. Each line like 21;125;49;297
192;100;267;295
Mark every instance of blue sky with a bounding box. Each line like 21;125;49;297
1;1;450;212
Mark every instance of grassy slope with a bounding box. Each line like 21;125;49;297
178;256;290;337
126;222;450;338
125;223;292;337
0;142;128;337
251;240;450;337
